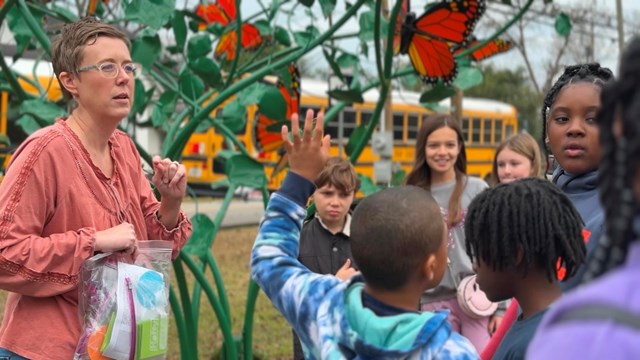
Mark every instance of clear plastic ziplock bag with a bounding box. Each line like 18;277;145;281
74;240;173;360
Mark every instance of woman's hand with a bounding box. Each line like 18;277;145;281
152;155;187;202
94;222;138;257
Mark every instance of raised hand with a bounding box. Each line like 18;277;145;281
152;155;187;201
280;109;331;182
335;258;358;280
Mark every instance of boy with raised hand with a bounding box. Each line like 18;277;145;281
251;109;478;359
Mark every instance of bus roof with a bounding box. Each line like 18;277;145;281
299;77;517;115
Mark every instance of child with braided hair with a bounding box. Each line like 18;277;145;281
528;37;640;359
541;62;614;291
465;177;586;359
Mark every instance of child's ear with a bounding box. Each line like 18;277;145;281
421;253;440;287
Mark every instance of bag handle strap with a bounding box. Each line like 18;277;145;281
553;303;640;330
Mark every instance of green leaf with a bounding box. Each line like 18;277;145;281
360;41;369;57
218;100;246;133
236;82;271;106
131;30;162;69
293;31;313;47
419;84;456;103
345;124;367;156
214;150;266;188
151;90;178;127
131;79;147;116
258;87;287;121
123;0;175;29
172;10;188;53
323;48;345;81
7;7;36;57
179;69;205;101
501;0;512;4
15;115;42;135
453;66;484;90
358;174;380;196
358;11;375;42
274;26;291;47
19;99;65;123
555;12;572;38
49;5;79;22
189;57;222;88
187;34;213;61
328;89;364;104
336;52;360;70
254;19;271;36
298;0;314;7
182;213;217;257
318;0;336;16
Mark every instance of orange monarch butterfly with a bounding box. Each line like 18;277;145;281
254;63;301;154
196;0;263;61
396;0;486;84
454;38;515;61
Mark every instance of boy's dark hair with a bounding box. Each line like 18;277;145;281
314;157;360;193
584;37;640;282
541;63;613;149
350;186;444;290
405;114;467;227
465;178;586;281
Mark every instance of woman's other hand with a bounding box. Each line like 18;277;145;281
94;222;138;256
152;155;187;201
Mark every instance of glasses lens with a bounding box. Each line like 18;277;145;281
98;63;118;78
124;63;141;78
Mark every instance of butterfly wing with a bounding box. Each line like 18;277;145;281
196;3;230;30
393;0;410;55
214;24;262;61
413;0;485;44
468;39;514;61
407;34;456;84
254;64;300;153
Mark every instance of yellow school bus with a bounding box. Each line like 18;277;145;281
0;57;63;174
181;78;519;192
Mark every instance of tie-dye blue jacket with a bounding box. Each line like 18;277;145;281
251;173;479;359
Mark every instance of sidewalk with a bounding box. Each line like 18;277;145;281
181;198;265;228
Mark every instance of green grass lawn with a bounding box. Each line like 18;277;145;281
0;225;292;360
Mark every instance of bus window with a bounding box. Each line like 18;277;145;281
342;108;356;139
483;118;492;144
392;113;404;141
407;113;419;140
505;124;514;137
472;117;481;143
326;119;339;140
360;110;372;125
495;119;503;142
300;105;321;118
461;117;469;143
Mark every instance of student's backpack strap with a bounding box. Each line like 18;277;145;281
552;303;640;330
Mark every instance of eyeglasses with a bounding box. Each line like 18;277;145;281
77;62;142;78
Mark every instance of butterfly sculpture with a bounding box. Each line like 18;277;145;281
196;0;263;61
395;0;486;84
254;63;301;154
454;37;515;61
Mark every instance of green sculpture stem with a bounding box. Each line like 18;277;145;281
223;0;243;89
16;0;51;56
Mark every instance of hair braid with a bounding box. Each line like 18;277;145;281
584;38;640;282
465;178;586;280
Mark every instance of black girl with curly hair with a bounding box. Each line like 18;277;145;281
541;62;614;291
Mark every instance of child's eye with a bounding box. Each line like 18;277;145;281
554;116;569;124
